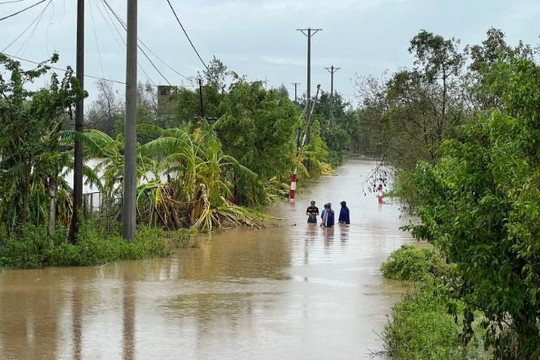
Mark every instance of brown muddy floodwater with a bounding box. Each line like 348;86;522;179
0;159;416;360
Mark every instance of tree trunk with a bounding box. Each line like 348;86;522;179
48;175;57;235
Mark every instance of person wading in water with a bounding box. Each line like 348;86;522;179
306;200;319;224
320;203;335;228
338;201;350;224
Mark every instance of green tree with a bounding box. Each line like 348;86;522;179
464;28;534;112
311;91;358;165
353;74;388;157
199;56;244;92
405;55;540;358
0;53;85;234
215;81;302;203
355;30;466;169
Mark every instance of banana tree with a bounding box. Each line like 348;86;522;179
139;124;265;231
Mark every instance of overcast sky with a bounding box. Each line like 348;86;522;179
2;0;540;107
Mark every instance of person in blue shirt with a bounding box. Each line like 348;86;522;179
338;201;350;224
320;203;335;227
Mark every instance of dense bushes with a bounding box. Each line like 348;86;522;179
382;280;488;360
380;245;487;358
0;223;193;269
368;28;540;358
380;244;445;281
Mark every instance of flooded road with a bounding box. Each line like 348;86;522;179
0;159;414;359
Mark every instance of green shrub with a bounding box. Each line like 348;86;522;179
383;282;465;359
381;244;445;281
382;280;489;359
0;225;50;268
0;222;195;269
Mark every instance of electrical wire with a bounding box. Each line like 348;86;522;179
138;41;192;82
0;0;46;21
100;0;171;86
94;0;194;87
97;0;158;86
164;0;228;92
1;52;127;85
1;0;196;91
43;0;55;55
0;0;26;5
2;0;51;53
16;0;49;55
164;0;209;74
93;0;126;52
94;0;166;88
88;0;105;77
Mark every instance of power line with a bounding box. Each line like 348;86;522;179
2;0;52;53
164;0;210;76
1;52;127;85
0;0;46;22
93;0;127;52
138;41;192;82
2;51;196;92
103;1;192;83
164;0;226;92
0;52;195;91
16;0;49;54
88;0;105;77
100;0;171;85
93;0;162;87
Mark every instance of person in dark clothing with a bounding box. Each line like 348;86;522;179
338;201;350;224
320;203;335;227
306;200;319;223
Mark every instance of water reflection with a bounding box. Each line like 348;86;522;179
323;227;335;248
339;224;350;244
72;281;83;360
123;271;135;360
0;160;415;359
303;224;318;265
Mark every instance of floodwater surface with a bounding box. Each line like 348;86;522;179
0;159;416;360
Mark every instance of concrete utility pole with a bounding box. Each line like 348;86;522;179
324;66;340;99
297;28;321;141
70;0;85;244
324;65;340;124
297;27;321;171
291;82;301;102
123;0;137;242
198;78;205;119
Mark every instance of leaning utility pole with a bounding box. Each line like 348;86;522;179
70;0;85;244
297;27;321;170
291;82;300;102
123;0;137;242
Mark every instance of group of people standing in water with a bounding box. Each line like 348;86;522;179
306;200;350;227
